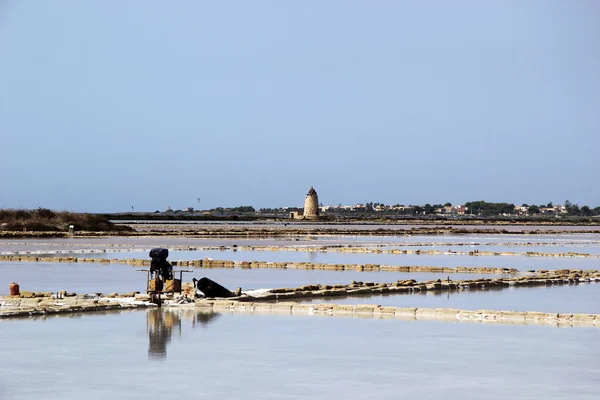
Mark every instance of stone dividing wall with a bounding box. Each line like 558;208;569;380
2;272;599;324
2;294;597;327
0;255;521;274
216;270;600;302
195;300;599;327
4;239;600;252
222;245;600;259
5;270;597;306
5;254;600;276
0;296;154;319
3;270;597;319
170;259;522;274
3;244;600;260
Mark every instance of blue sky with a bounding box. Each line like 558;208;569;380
0;1;598;212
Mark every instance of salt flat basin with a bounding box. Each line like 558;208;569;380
2;232;600;253
298;282;600;315
0;261;508;296
2;260;599;315
117;220;600;232
56;249;600;271
0;309;598;400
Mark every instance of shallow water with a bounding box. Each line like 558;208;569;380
0;261;504;296
0;309;598;400
2;232;600;253
69;249;600;271
302;282;600;314
5;245;598;271
2;259;598;315
2;233;599;310
3;234;600;269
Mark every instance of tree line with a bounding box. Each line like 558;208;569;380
210;205;256;213
465;200;600;217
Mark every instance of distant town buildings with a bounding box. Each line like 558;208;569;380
160;191;582;219
514;205;567;216
316;203;570;217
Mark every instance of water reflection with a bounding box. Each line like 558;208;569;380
195;310;221;327
146;308;220;360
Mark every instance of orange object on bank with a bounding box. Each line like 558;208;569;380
9;282;20;296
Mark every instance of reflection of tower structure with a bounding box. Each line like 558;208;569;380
303;186;319;219
146;309;222;361
147;309;181;360
195;311;221;327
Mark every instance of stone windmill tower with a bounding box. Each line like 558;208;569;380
303;186;319;218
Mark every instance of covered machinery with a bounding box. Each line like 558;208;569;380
145;248;190;303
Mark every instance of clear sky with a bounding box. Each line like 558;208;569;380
0;1;598;212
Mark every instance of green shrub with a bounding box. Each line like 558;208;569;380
0;209;133;232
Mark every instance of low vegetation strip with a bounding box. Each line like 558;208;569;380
0;208;133;233
2;224;600;238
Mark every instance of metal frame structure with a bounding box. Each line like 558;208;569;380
138;269;192;305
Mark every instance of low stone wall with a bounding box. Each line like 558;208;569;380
4;272;599;326
0;254;524;273
195;300;599;327
217;271;599;302
0;295;155;319
3;242;600;261
2;222;600;239
173;260;599;279
227;245;600;259
173;259;523;274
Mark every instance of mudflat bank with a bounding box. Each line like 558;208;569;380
3;293;597;327
5;253;600;275
0;295;154;318
0;291;196;319
3;270;598;322
2;220;600;239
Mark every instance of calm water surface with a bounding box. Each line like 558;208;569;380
6;246;596;271
2;233;599;400
62;249;599;272
2;232;600;252
2;261;598;314
303;283;600;314
0;261;505;296
0;309;598;400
